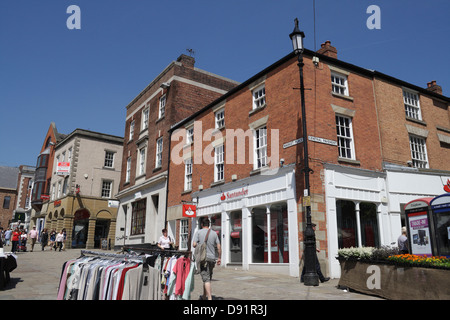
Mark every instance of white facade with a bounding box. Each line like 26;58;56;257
189;165;299;277
115;173;167;247
325;162;450;278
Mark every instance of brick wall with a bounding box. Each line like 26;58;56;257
374;78;450;170
119;55;239;193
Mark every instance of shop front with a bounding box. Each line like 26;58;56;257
189;166;299;277
43;195;118;249
325;164;389;278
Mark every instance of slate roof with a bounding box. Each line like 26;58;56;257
0;166;20;190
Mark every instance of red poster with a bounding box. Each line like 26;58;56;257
182;204;196;218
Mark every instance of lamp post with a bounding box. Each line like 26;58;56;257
290;18;319;286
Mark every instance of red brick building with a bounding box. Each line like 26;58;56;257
0;166;20;229
30;122;66;233
167;42;449;277
114;54;239;247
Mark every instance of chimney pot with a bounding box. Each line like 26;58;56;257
426;80;442;95
317;40;337;59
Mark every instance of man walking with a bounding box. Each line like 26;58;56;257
28;226;39;252
193;219;221;300
4;228;12;246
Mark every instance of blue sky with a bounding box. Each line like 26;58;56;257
1;0;449;167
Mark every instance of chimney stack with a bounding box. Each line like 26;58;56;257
317;40;337;59
426;80;442;95
177;54;195;69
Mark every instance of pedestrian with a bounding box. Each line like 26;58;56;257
28;226;39;252
398;227;409;254
301;223;330;283
55;230;64;252
20;230;28;251
4;228;12;246
157;228;173;250
49;229;56;250
62;228;67;251
192;219;221;300
40;228;49;251
11;228;20;253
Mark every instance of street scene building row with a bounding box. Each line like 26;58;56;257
2;42;449;279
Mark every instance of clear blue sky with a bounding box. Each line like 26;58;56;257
1;0;449;167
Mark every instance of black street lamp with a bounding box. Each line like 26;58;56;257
290;18;319;286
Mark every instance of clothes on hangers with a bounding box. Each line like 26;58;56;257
57;252;159;300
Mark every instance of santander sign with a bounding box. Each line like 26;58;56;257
220;187;249;201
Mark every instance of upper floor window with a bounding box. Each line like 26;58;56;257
336;115;355;160
254;126;267;169
142;108;149;130
186;126;194;144
101;180;112;198
3;196;10;209
126;157;131;183
156;137;163;168
409;135;428;168
184;158;192;191
129;120;135;141
139;148;146;176
159;95;166;119
252;84;266;109
403;89;422;120
331;72;348;96
104;151;114;168
214;145;224;181
215;108;225;129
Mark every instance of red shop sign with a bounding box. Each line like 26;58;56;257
182;204;196;218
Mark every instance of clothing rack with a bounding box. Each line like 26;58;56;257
122;246;191;258
80;250;146;262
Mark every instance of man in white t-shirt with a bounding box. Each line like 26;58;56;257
28;226;39;252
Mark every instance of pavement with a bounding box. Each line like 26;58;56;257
0;245;382;301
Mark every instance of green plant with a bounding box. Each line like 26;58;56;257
337;247;374;260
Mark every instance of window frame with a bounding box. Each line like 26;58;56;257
131;198;146;236
403;89;422;120
335;114;356;160
252;84;266;110
156;137;163;168
142;107;149;130
179;219;189;250
101;180;113;198
184;157;192;191
215;108;225;129
214;144;224;182
129;120;135;141
254;125;268;169
104;151;114;168
331;71;349;96
409;135;428;168
126;157;131;183
159;94;166;119
138;147;146;176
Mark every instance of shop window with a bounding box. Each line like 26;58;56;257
131;198;146;235
360;202;380;247
230;211;242;263
336;200;380;248
251;203;289;263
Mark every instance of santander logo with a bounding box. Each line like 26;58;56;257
444;179;450;193
220;188;249;201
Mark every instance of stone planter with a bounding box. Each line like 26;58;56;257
337;258;450;300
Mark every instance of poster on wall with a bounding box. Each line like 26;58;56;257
408;213;433;256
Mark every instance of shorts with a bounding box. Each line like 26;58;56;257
200;260;215;283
